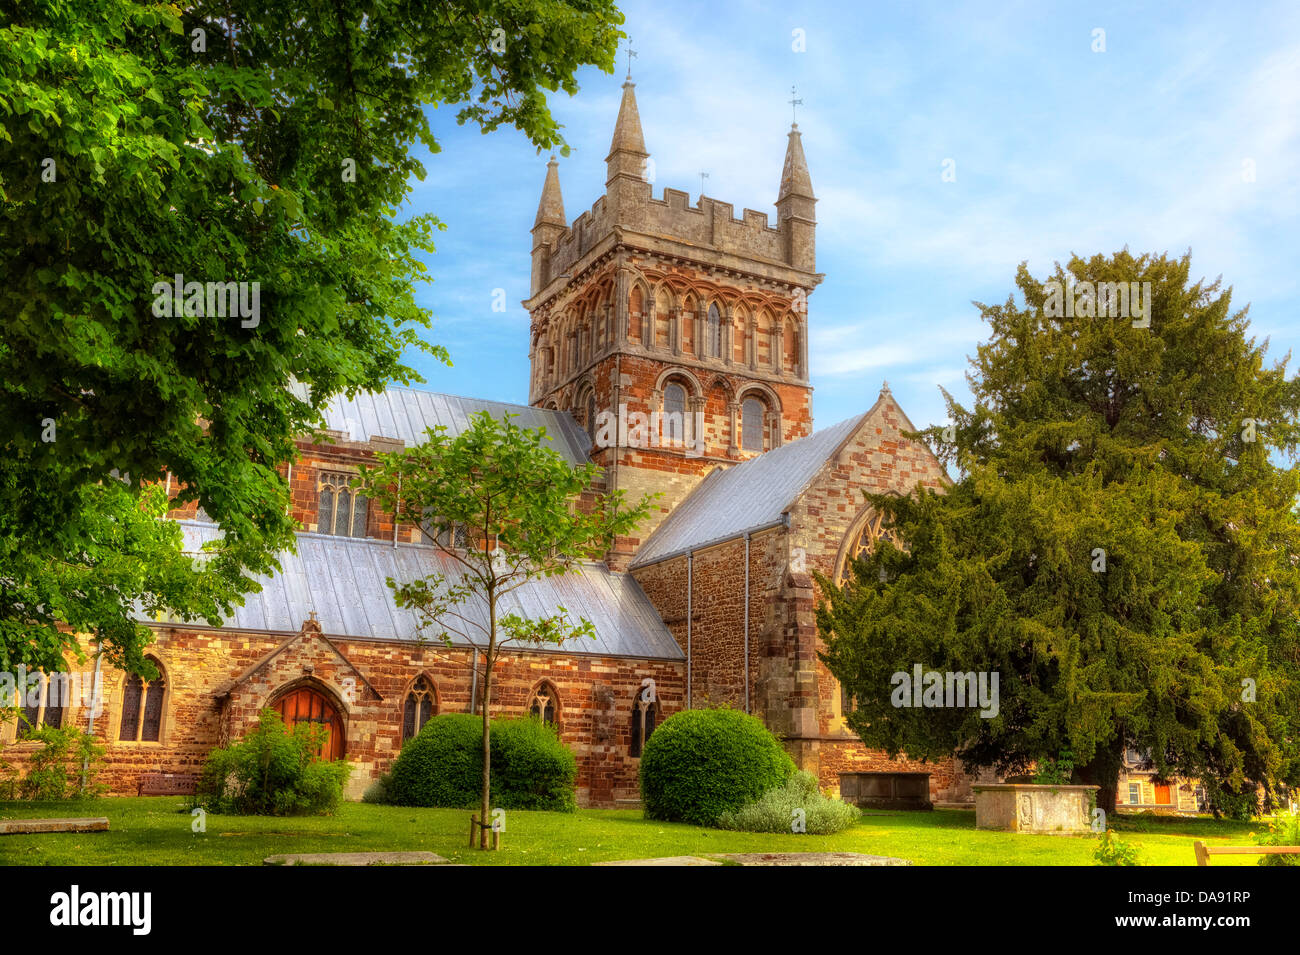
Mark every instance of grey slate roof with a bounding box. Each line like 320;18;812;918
315;386;592;466
630;413;868;568
155;522;683;661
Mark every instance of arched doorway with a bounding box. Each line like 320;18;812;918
273;685;346;761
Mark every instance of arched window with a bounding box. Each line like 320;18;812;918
663;381;688;448
707;304;722;358
586;391;598;445
630;681;658;757
318;472;368;537
835;508;901;586
528;684;558;727
741;397;765;452
119;657;165;742
14;670;68;739
402;677;437;741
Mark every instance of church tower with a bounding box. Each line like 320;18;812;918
525;78;822;567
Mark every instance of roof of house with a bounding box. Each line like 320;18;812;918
629;412;869;568
151;522;684;661
315;386;592;466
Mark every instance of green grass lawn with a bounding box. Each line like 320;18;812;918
0;798;1267;866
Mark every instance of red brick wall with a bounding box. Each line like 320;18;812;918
4;625;683;807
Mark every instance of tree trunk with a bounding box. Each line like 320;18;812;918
480;591;496;850
1078;737;1124;817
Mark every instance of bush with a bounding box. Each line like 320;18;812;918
387;713;483;808
639;707;795;825
491;716;576;811
1093;831;1142;866
1254;811;1300;866
385;713;576;811
13;727;106;800
195;708;350;815
718;770;859;834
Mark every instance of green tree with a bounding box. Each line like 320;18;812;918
359;411;652;847
0;0;624;673
819;250;1300;815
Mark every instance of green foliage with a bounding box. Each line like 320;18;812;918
386;713;577;811
1094;830;1142;866
0;0;624;675
491;716;577;812
1033;750;1075;785
196;708;349;815
639;707;796;826
717;770;860;835
1253;811;1300;865
13;726;106;800
360;410;652;840
819;251;1300;809
387;713;483;809
1203;779;1261;820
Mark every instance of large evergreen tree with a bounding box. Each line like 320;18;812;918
0;0;623;675
819;250;1300;815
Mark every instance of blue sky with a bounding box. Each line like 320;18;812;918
399;0;1300;434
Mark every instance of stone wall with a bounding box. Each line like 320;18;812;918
3;624;683;807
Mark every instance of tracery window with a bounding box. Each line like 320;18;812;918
14;670;68;739
629;682;658;757
528;684;557;727
119;657;166;742
834;509;901;586
318;471;369;537
402;677;437;741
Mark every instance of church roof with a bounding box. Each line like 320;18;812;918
630;413;869;568
316;386;592;466
155;522;684;661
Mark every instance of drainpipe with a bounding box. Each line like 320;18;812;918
82;633;104;794
393;473;401;547
744;532;751;714
686;552;693;709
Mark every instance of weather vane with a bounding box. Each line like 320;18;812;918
699;171;709;197
789;84;803;125
625;37;637;79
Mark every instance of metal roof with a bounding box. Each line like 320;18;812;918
630;413;868;568
314;386;592;466
157;522;683;661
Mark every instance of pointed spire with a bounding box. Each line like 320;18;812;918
608;80;648;159
778;123;815;201
534;155;566;229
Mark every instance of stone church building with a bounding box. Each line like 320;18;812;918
6;79;982;807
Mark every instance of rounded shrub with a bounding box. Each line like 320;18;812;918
386;713;576;811
387;713;483;808
491;717;577;811
717;770;860;834
639;707;795;825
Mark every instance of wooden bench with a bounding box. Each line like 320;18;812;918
1194;840;1300;865
136;773;197;797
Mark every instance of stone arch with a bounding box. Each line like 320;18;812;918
653;284;673;350
755;307;775;367
117;652;171;744
731;303;749;364
783;314;800;375
628;279;650;345
679;290;698;356
268;676;349;760
399;672;440;741
653;365;704;400
527;679;561;730
833;497;903;586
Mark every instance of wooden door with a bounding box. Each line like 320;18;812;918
274;687;345;761
1154;783;1172;806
